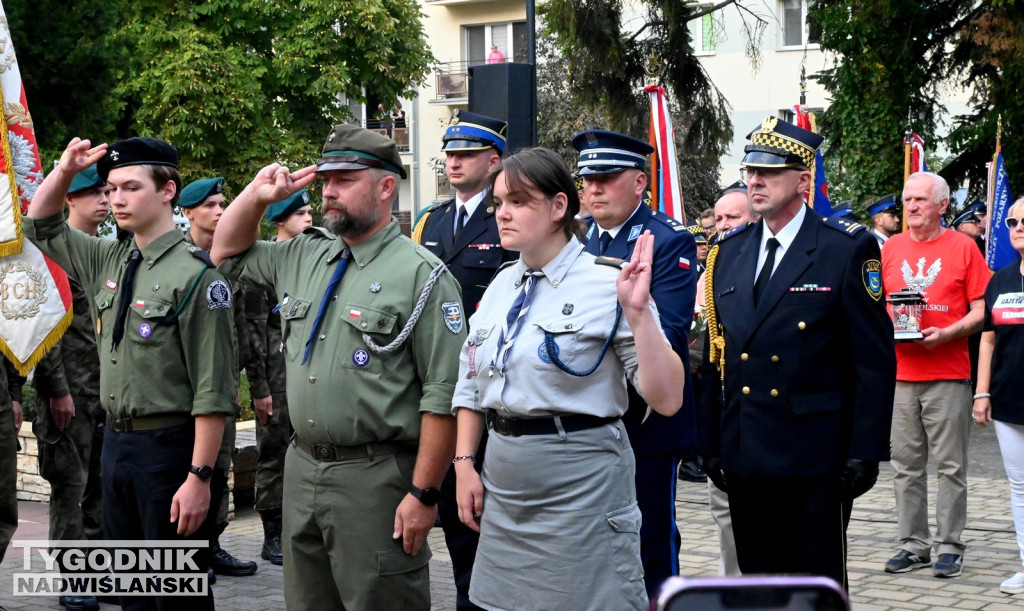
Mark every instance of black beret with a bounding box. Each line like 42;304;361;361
97;137;179;181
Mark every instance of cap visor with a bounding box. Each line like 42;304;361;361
577;166;628;176
442;140;496;152
740;151;803;168
315;160;372;173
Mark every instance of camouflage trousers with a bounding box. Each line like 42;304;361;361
0;407;17;564
254;391;291;512
33;393;104;542
214;412;237;531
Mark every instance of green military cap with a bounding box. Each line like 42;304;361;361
67;165;104;195
178;177;225;209
316;124;407;179
266;189;312;222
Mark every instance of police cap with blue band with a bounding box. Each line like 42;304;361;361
266;189;312;222
316;123;407;179
951;208;981;229
178;177;225;209
572;130;654;176
830;200;855;219
67;165;104;195
867;194;899;216
741;116;823;169
97;137;179;181
441;110;508;155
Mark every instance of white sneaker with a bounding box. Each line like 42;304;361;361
1000;570;1024;594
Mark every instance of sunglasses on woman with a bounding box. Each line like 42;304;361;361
1005;217;1024;230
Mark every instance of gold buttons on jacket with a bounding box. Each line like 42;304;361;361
742;386;750;395
740;353;749;361
798;322;806;330
771;355;780;363
770;389;779;397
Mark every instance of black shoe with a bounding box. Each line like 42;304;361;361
59;595;100;611
678;459;708;483
259;508;284;566
209;545;258;576
208;568;217;585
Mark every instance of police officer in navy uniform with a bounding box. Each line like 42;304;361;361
412;110;516;610
868;195;900;247
698;117;896;588
573;129;698;597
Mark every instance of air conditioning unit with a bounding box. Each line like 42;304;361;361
437;72;468;97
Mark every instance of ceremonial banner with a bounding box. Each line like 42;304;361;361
0;1;72;374
986;151;1015;271
909;133;929;174
793;105;831;215
645;85;685;224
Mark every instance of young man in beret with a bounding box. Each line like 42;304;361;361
212;125;463;610
25;137;236;610
30;165;109;611
242;189;313;565
179;176;259;578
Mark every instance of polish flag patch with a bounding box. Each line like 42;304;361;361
106;279;118;290
348;309;362;319
678;257;691;270
134;300;145;308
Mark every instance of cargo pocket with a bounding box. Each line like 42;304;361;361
606;502;644;582
339;304;397;374
376;547;431;607
93;288;117;338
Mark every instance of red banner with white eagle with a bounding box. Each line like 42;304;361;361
0;1;72;375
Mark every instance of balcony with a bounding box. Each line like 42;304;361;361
359;120;410;153
431;61;471;105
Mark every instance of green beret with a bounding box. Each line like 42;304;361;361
67;165;104;195
178;177;225;209
316;124;407;179
266;189;312;222
97;137;178;181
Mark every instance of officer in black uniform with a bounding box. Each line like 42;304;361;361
573;130;698;598
412;110;517;610
699;117;896;589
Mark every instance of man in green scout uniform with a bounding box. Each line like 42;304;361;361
31;164;109;611
211;125;464;610
179;176;259;578
25;136;236;611
241;189;313;565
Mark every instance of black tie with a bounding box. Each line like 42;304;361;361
598;232;613;256
455;206;468;239
754;238;780;307
112;249;142;349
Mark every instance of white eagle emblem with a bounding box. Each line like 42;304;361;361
901;257;941;293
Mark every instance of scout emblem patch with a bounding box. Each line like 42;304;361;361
627;225;643;241
369;282;381;293
562;303;574;315
442;301;463;334
862;260;882;301
138;323;152;339
537;340;559;364
206;280;232;309
352;349;370;367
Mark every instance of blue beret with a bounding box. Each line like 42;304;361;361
867;195;898;216
442;110;508;155
178;177;225;209
742;116;823;168
266;189;312;222
97;137;178;181
67;165;104;195
572;130;654;176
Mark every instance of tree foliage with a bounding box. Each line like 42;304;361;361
9;0;435;193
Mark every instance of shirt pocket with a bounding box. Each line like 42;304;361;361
126;295;175;346
530;319;584;370
338;303;398;373
279;296;312;362
93;288;117;338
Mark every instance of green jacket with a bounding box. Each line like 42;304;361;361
24;213;236;419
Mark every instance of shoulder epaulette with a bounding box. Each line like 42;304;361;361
823;215;866;238
301;227;335;240
647;209;687;232
594;256;626;269
714;222;752;245
186;246;214;268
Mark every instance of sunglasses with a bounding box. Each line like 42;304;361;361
1005;217;1024;230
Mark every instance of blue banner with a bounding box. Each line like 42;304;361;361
987;152;1016;271
812;150;832;216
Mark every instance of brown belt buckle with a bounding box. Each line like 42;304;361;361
311;443;335;461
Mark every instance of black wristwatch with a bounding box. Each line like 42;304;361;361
189;465;214;482
410;485;441;506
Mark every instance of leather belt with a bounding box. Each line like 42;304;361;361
293;437;413;463
106;413;191;433
485;410;619;437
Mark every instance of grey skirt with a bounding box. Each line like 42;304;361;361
469;418;647;610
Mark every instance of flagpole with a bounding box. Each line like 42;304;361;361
997;114;1003;154
902;110;912;231
645;55;660;211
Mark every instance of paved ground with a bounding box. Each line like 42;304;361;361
2;424;1022;610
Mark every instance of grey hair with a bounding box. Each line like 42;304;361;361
905;171;950;204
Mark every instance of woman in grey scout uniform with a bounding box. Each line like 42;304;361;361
451;148;684;610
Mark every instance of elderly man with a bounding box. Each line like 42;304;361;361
868;195;901;247
573;129;698;598
700;118;895;588
881;172;990;578
211;125;464;610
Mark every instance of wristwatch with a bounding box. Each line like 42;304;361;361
189;465;214;481
410;485;441;506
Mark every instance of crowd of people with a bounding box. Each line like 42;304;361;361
1;109;1023;611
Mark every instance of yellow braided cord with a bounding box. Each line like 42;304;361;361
807;159;816;211
411;208;433;244
0;82;25;257
705;243;725;373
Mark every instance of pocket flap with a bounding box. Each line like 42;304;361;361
130;297;175;320
341;304;397;335
462;249;504;269
95;289;116;311
791;391;843;415
279;296;311;320
534;320;585;334
605;502;642;534
377;547;430;576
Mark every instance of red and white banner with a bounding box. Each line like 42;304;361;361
909;132;928;174
645;85;685;224
0;0;72;374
